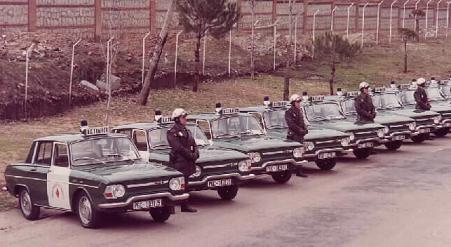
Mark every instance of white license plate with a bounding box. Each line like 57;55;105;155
266;164;289;172
207;178;233;188
318;152;336;159
393;135;405;141
132;199;163;210
419;128;430;133
358;142;374;148
445;123;451;127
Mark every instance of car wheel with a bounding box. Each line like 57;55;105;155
18;188;40;220
150;206;171;223
271;170;292;184
315;158;337;171
217;185;239;200
411;133;428;143
76;192;99;228
384;140;403;151
353;148;372;159
434;128;449;137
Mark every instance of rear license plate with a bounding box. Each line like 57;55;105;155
318;152;336;159
358;142;373;148
207;178;233;188
393;135;405;141
266;164;289;172
132;199;163;210
419;128;430;133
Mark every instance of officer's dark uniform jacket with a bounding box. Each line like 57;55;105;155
414;86;431;110
285;106;308;142
355;93;376;122
167;123;199;177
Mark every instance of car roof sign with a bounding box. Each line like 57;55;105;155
158;116;174;124
373;87;385;93
83;127;109;136
346;91;359;97
311;95;325;102
222;108;240;115
399;84;413;90
271;101;289;108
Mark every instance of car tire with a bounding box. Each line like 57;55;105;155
315;158;337;171
271;170;292;184
411;133;429;143
76;192;100;228
434;128;449;137
18;188;40;221
353;148;372;159
217;185;239;200
150;206;171;223
384;140;403;151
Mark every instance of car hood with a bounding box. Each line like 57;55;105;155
73;160;182;184
430;104;451;114
384;107;440;118
311;120;383;132
266;127;349;141
213;135;302;152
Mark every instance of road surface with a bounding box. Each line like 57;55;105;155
2;137;451;247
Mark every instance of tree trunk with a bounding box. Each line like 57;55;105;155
404;40;408;73
287;0;293;68
329;58;336;95
193;34;202;92
138;0;175;106
250;1;256;80
283;76;290;100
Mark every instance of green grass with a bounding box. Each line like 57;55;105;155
1;39;451;211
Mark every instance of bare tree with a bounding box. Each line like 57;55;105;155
399;28;419;73
249;0;257;80
139;0;176;105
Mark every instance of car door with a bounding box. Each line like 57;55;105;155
27;141;53;206
132;129;150;161
46;142;71;210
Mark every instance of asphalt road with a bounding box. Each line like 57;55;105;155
2;137;451;247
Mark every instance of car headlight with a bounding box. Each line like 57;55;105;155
303;142;315;151
169;177;185;191
189;165;202;178
341;137;350;147
408;122;416;131
434;115;442;124
238;160;252;172
104;184;126;199
383;126;390;134
293;147;304;158
377;129;385;138
349;132;355;141
248;152;262;163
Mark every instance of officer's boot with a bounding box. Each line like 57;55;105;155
181;203;197;213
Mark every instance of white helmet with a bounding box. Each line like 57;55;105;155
417;77;426;85
171;108;188;120
289;94;302;103
359;81;370;90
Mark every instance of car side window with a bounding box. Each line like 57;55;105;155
132;130;148;151
197;120;212;139
34;141;53;166
53;143;69;167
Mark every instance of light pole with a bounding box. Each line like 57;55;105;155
174;30;183;86
390;0;400;43
436;0;444;37
273;18;280;70
403;0;412;28
376;1;385;44
362;2;370;48
69;38;82;106
415;0;423;31
425;0;433;38
141;32;150;85
312;9;320;59
347;3;355;38
331;6;338;32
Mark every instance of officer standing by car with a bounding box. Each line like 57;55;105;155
167;108;199;213
414;78;431;111
285;94;308;178
355;81;376;123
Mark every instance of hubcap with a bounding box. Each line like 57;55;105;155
78;196;92;225
20;191;32;216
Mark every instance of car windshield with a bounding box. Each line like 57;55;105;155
211;115;264;138
304;103;345;121
148;125;210;148
441;85;451;98
263;110;288;129
372;93;403;109
341;99;356;115
426;87;445;101
399;91;416;105
71;137;140;166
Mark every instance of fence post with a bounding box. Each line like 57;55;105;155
355;1;360;33
94;0;102;41
272;0;277;23
150;0;156;32
376;1;384;44
142;32;151;85
24;44;34;119
436;0;443;38
426;0;433;39
69;39;82;107
347;3;355;39
312;9;319;59
28;0;37;32
174;31;183;86
390;0;399;43
361;3;369;48
303;0;309;34
447;2;450;37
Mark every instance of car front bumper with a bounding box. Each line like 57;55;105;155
250;159;298;175
97;192;189;210
412;125;437;136
379;130;413;143
343;137;381;150
302;147;344;161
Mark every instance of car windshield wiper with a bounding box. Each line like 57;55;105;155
215;133;240;138
269;124;286;129
73;157;106;165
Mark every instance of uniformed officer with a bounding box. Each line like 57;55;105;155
414;78;431;111
167;108;199;213
285;94;308;178
355;81;376;123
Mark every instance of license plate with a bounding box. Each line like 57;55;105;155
318;152;336;159
207;178;233;188
393;135;405;141
358;142;373;148
132;199;163;210
419;128;430;133
445;123;451;127
266;164;289;172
